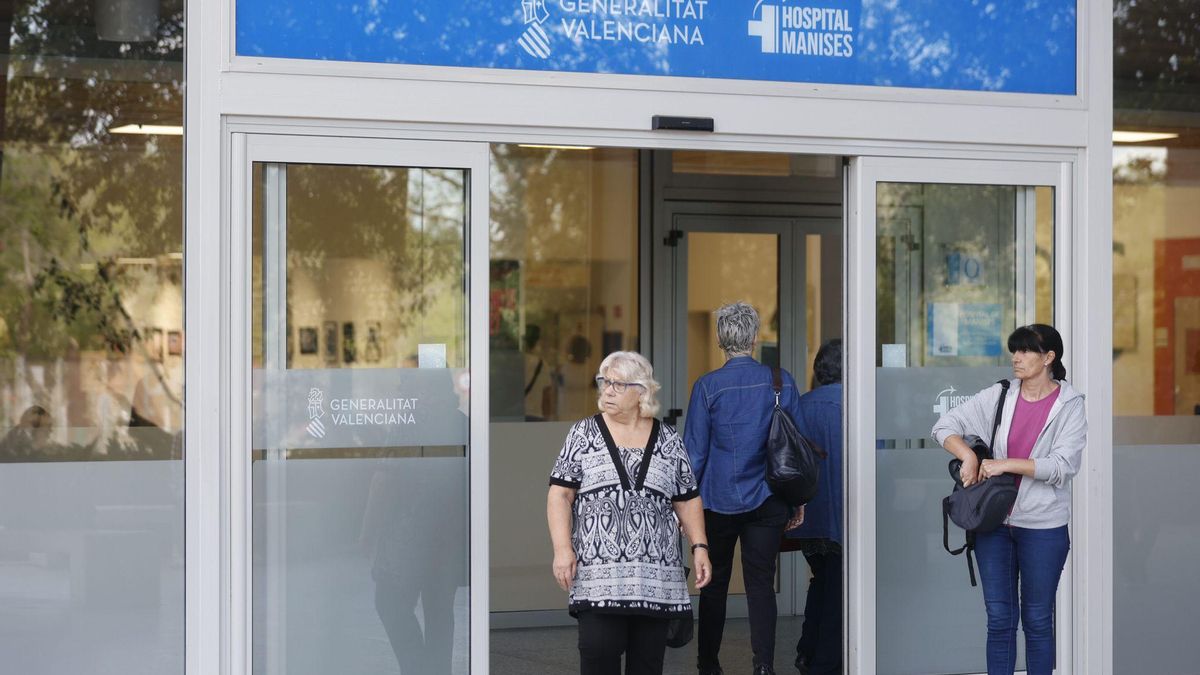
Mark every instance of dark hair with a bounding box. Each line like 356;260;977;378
1007;324;1067;380
813;339;843;386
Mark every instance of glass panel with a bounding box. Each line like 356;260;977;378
487;145;639;615
805;234;824;387
1113;4;1200;669
252;162;470;675
0;1;184;672
687;232;780;380
673;150;840;178
487;145;639;423
682;231;780;597
875;182;1054;674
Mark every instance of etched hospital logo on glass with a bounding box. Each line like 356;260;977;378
933;386;972;416
748;2;854;57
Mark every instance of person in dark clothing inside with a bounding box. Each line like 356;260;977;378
784;339;844;675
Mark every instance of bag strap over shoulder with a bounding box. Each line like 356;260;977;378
771;366;783;407
593;413;660;492
987;379;1011;458
942;497;979;587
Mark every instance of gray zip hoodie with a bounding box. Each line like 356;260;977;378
931;378;1087;529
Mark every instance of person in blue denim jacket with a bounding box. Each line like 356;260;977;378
784;339;843;675
685;302;806;675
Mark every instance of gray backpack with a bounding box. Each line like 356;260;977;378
942;380;1018;586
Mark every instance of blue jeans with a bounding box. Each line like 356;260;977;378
973;525;1070;675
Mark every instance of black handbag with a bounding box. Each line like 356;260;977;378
766;367;826;507
665;533;693;648
942;379;1018;586
665;595;694;648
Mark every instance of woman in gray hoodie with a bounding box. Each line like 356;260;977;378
932;324;1086;675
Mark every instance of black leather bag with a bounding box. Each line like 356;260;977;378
665;600;693;648
942;380;1018;586
666;534;693;648
766;367;826;508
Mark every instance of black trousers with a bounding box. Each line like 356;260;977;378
698;495;790;670
796;550;843;675
577;612;670;675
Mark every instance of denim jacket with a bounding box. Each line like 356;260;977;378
683;356;805;515
785;383;843;544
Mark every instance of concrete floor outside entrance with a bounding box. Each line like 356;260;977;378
491;616;805;674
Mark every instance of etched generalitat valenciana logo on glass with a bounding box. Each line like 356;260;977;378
304;389;421;436
933;386;973;416
307;388;327;439
519;0;552;59
748;2;854;57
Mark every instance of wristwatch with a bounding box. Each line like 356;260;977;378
691;543;709;554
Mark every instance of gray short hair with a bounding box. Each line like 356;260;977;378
596;351;661;418
716;302;760;356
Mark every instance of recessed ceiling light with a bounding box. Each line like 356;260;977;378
1112;130;1179;144
110;124;183;136
518;144;595;150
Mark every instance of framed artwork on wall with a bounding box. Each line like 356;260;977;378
323;321;338;364
167;330;184;356
145;328;164;362
342;322;356;364
298;327;318;355
364;321;382;363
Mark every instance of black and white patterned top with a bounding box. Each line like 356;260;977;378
549;414;700;618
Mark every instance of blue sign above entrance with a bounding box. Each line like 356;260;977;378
236;0;1077;95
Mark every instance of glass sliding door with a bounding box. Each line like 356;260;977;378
0;2;185;671
848;158;1066;675
234;135;488;675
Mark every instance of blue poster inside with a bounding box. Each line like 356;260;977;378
928;303;1004;358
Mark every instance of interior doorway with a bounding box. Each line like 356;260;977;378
489;147;846;673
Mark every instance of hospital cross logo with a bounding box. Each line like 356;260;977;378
306;387;327;439
747;2;856;58
747;2;779;53
518;0;552;59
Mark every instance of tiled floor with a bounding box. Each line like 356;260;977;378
491;616;805;675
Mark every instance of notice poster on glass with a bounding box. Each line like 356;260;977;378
928;302;1003;358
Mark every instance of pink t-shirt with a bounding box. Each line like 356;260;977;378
1006;387;1061;489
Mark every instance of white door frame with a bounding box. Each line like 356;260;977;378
223;132;490;675
846;157;1074;675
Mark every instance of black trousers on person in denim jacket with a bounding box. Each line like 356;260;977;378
697;494;790;671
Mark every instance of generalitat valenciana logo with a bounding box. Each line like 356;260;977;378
306;387;327;439
519;0;553;59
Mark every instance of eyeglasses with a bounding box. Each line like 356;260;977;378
595;377;643;394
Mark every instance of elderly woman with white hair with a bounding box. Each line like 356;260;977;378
548;351;712;675
685;302;807;675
